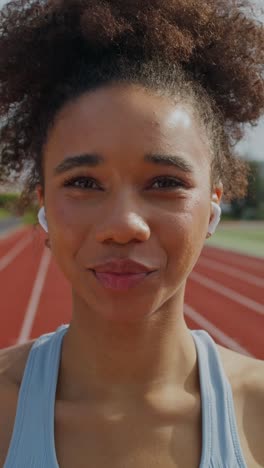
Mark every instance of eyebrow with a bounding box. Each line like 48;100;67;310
53;153;194;176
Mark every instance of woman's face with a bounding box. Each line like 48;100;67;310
39;83;222;322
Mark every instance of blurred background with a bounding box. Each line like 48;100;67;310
1;0;263;255
0;0;263;359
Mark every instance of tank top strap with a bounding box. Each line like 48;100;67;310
190;329;248;468
4;324;247;468
4;324;69;468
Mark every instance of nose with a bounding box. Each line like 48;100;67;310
95;193;151;245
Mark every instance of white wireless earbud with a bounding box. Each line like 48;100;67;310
38;206;49;233
38;202;222;236
208;201;221;236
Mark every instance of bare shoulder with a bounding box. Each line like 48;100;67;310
0;341;37;465
217;344;264;467
0;340;37;411
217;343;264;390
0;340;36;386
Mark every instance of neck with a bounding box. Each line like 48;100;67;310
57;290;199;410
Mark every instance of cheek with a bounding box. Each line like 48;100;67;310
158;197;209;279
46;197;88;276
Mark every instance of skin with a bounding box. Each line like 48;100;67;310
36;83;223;412
2;82;264;468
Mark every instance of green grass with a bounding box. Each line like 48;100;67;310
0;208;37;226
206;225;264;258
0;208;11;220
1;206;263;259
22;211;37;225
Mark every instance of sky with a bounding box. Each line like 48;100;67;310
0;0;263;161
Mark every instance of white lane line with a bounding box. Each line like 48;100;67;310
17;248;51;344
190;271;264;316
203;247;264;271
198;257;264;288
0;235;32;271
184;304;253;357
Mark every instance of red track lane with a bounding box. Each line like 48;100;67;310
0;226;28;256
0;226;263;360
0;228;45;347
31;255;72;338
185;278;264;358
202;245;264;278
194;261;263;303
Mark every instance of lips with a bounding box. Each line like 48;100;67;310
92;271;152;291
90;258;155;275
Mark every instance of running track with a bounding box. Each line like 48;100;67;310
0;225;263;359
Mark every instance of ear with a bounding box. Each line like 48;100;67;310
212;182;223;205
209;183;223;225
36;185;44;207
211;183;223;215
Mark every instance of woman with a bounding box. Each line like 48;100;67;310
0;0;263;466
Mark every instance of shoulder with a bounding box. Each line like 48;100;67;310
0;342;36;465
217;343;264;408
217;344;264;466
237;352;264;454
217;343;264;390
0;340;36;387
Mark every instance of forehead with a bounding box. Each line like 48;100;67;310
44;84;210;170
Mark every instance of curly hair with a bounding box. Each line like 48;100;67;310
0;0;263;209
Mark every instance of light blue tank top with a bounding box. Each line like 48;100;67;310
3;324;248;467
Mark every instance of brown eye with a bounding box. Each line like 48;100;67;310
63;176;102;190
150;176;186;190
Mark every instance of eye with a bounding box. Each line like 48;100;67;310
63;176;102;190
149;176;187;190
62;175;187;191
